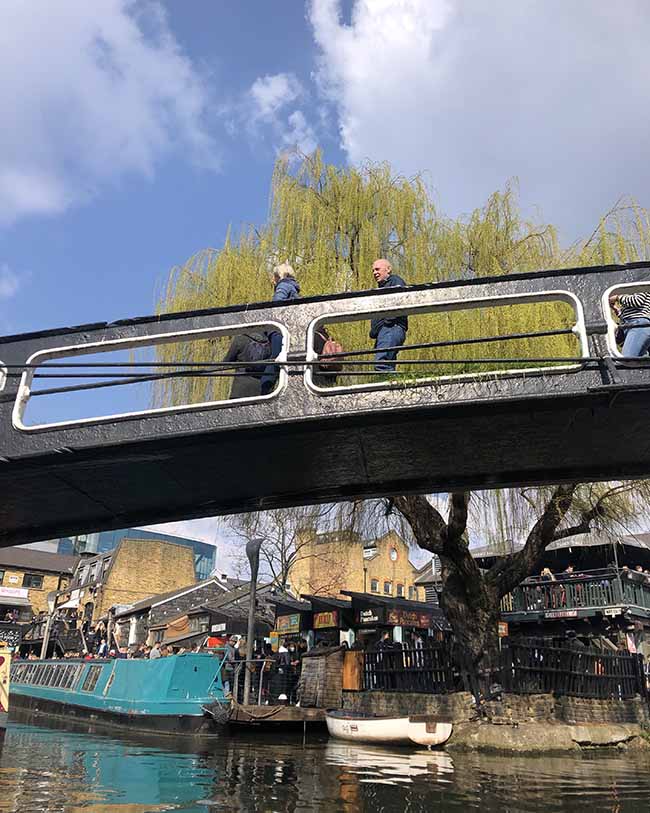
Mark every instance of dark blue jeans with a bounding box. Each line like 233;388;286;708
622;318;650;357
374;324;406;372
260;331;283;394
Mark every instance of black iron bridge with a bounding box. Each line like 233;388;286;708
1;262;650;547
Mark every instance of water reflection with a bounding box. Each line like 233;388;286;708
0;716;648;812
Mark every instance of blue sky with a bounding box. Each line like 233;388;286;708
3;0;650;566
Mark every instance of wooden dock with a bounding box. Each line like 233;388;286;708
228;704;326;726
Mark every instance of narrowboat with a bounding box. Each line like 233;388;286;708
9;653;228;737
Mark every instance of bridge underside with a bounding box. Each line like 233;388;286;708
3;261;650;547
3;387;649;547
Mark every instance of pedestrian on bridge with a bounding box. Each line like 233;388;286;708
369;259;408;373
610;291;650;357
261;264;301;394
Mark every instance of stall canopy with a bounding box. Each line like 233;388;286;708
341;590;451;631
0;596;31;607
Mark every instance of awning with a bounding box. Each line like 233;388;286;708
0;596;31;607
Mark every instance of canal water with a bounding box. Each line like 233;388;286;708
0;719;648;812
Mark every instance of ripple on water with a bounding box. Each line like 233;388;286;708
0;721;649;812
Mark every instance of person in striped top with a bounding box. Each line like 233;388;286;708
609;290;650;357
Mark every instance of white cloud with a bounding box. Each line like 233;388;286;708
246;73;318;155
249;73;304;122
0;264;20;300
309;0;650;236
0;0;219;225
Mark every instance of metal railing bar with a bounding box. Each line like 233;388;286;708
1;327;577;371
26;357;600;398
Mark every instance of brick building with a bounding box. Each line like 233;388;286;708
55;537;197;627
288;530;422;602
0;548;78;618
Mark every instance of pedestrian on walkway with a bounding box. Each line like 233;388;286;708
369;259;408;373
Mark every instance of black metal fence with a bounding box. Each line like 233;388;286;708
363;644;458;694
362;639;648;701
500;640;646;700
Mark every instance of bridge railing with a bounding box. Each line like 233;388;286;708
500;568;650;615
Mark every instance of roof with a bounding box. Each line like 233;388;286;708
340;590;446;617
414;560;442;585
113;576;226;618
266;594;312;613
300;594;352;610
0;547;78;575
470;531;650;563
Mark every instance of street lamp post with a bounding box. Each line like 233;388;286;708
243;537;263;704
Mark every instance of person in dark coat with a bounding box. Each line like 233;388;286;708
261;264;301;394
222;331;270;399
369;258;408;373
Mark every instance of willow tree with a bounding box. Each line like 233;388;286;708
158;150;650;669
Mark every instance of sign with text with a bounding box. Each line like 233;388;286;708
0;587;28;599
275;613;300;634
544;610;578;619
498;621;509;638
313;610;339;629
386;609;432;629
356;608;383;625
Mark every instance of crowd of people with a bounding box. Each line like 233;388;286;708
220;635;305;704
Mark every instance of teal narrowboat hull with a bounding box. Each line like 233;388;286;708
10;654;228;737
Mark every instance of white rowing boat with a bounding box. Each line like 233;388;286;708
326;710;411;744
326;710;453;748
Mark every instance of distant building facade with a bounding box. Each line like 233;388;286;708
288;530;422;602
55;538;197;627
0;548;78;619
27;527;216;580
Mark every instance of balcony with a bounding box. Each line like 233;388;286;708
501;568;650;623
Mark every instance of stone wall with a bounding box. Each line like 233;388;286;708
342;690;475;721
342;689;650;725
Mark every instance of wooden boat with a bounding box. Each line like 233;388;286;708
326;710;411;744
407;715;453;747
9;653;228;737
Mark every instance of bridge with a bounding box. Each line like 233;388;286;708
1;262;650;547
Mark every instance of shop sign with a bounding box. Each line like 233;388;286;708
544;610;578;619
0;587;28;599
7;576;19;585
211;623;226;633
313;610;339;629
604;608;622;617
356;608;383;625
498;621;509;638
275;613;300;634
386;609;432;629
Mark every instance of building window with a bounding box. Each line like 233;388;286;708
370;579;379;593
0;571;4;586
383;581;392;596
408;586;415;600
22;573;43;590
396;584;404;597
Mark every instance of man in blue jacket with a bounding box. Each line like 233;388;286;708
369;259;408;372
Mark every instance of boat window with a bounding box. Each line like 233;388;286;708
81;664;103;692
